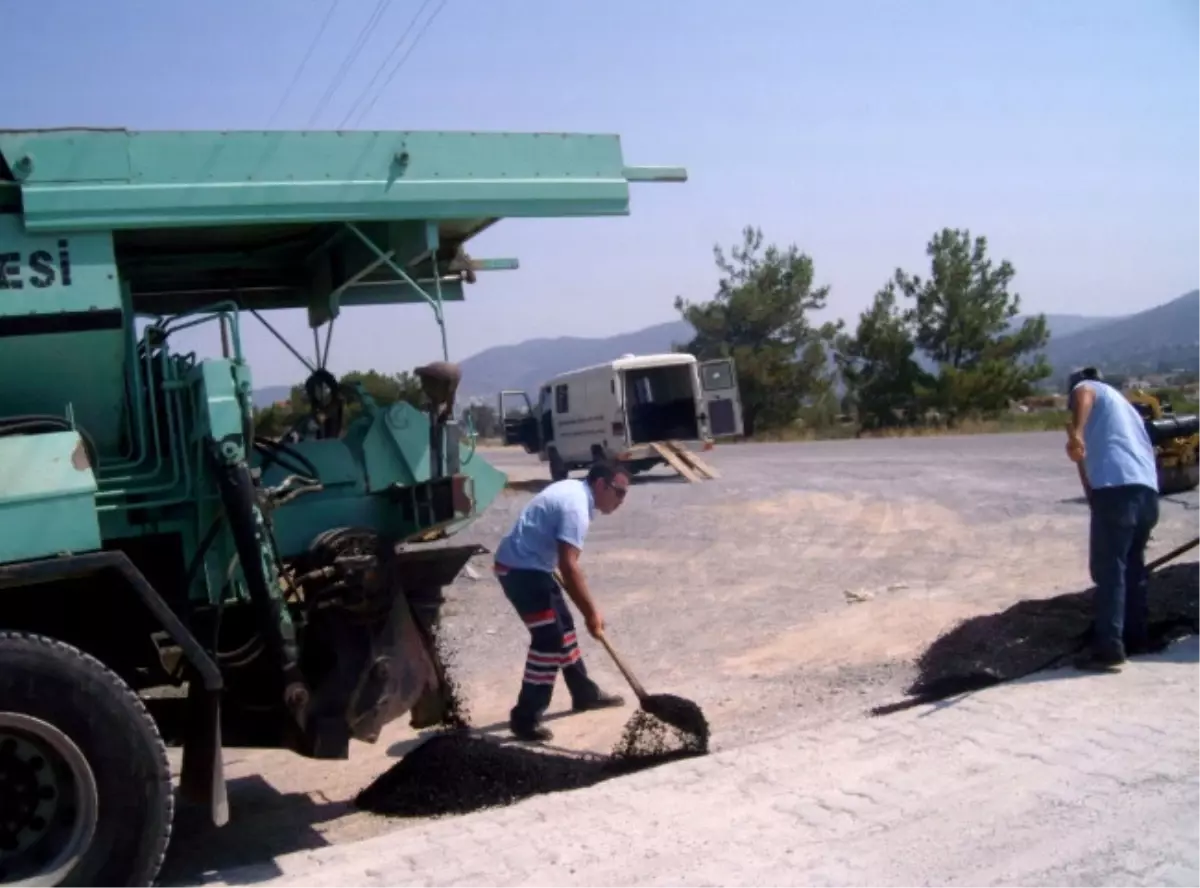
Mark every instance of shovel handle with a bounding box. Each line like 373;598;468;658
594;631;649;703
551;568;648;703
1147;536;1200;573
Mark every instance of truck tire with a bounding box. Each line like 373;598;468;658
0;632;174;887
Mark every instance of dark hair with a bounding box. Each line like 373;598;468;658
1067;365;1102;390
586;459;629;487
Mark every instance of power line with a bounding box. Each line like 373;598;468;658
267;0;344;127
350;0;449;128
337;0;435;129
306;0;395;128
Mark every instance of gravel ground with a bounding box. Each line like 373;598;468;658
184;638;1200;888
159;432;1200;885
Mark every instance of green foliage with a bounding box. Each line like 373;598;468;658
462;402;499;438
837;227;1052;432
673;226;841;436
894;228;1051;421
340;370;426;418
835;282;934;430
252;402;292;439
252;369;426;439
249;227;1079;445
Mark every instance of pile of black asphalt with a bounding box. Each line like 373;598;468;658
871;560;1198;716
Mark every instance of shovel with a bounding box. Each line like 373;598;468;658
1145;535;1199;573
552;569;708;741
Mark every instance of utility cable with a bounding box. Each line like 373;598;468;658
349;0;448;128
267;0;344;126
307;0;395;127
337;0;434;128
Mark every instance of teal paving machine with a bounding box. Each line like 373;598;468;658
0;127;685;886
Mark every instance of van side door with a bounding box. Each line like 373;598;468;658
498;389;541;453
610;370;631;448
699;358;744;438
539;385;555;450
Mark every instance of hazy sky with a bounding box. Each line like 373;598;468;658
2;0;1196;386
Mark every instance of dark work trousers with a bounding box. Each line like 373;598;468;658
495;565;602;728
1088;483;1160;658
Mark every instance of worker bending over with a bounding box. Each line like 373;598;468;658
493;460;630;741
1065;366;1160;672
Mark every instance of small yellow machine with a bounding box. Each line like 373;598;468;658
1127;389;1200;495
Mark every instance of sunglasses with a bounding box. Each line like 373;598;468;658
607;480;628;500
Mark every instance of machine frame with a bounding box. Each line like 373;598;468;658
0;126;686;886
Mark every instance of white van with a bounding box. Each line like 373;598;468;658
498;352;743;480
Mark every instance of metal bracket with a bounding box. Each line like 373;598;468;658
345;221;450;360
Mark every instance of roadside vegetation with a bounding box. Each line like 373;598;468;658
253;370;504;441
252;225;1196;445
675;224;1053;439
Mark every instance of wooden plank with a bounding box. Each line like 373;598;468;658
668;441;721;479
650;441;702;483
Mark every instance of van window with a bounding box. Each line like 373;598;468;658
555;383;569;413
701;360;733;391
634;376;653;404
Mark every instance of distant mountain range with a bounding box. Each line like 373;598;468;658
1038;289;1198;384
451;314;1074;403
252;290;1198;407
456;320;697;402
250;320;698;408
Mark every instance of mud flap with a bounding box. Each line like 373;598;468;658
179;680;230;827
344;589;441;743
407;590;455;731
344;543;486;741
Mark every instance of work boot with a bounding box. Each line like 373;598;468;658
510;720;553;743
1072;648;1125;673
573;691;625;713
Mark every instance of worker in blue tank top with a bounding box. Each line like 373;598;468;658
1065;366;1160;672
493;460;631;742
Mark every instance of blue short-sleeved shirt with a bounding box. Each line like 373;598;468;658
494;479;595;573
1072;380;1158;492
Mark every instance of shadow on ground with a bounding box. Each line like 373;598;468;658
871;561;1199;716
157;775;349;886
506;472;688;496
384;707;583;758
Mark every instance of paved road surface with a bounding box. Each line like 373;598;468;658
208;638;1200;887
161;432;1200;885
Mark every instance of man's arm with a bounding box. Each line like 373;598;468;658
1065;384;1095;462
1066;383;1095;503
557;541;604;638
554;497;604;638
1067;384;1095;441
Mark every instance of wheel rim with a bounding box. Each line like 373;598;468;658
0;713;99;887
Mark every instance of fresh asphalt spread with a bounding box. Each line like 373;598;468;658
871;560;1198;715
355;629;711;818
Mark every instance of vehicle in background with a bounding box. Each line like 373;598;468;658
498;352;742;480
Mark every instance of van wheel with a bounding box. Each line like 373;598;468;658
0;632;174;887
548;449;568;481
